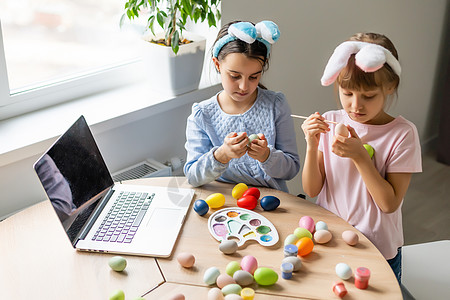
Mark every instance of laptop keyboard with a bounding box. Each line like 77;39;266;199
92;191;154;243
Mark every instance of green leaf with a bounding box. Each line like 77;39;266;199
126;9;133;19
156;11;165;29
193;8;201;22
207;11;215;27
172;30;180;54
148;15;156;35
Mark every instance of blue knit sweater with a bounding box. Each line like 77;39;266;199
184;87;300;193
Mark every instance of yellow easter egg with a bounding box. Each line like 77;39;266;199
232;183;248;199
206;193;226;208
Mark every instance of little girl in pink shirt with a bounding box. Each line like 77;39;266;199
301;33;422;283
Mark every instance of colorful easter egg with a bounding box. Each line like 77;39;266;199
335;263;352;280
293;227;312;240
242;187;260;200
254;267;278;286
315;221;328;231
342;230;359;246
193;199;209;216
314;229;332;244
299;216;315;233
237;195;258;210
176;252;195;268
226;261;241;276
168;294;185;300
335;123;349;137
216;274;236;289
108;256;127;272
296;237;314;256
219;240;238;255
233;270;254;286
247;134;260;146
284;233;299;246
260;195;280;211
241;255;258;275
206;193;226;209
207;287;224;300
364;144;375;158
232;183;248;199
204;267;221;285
222;283;242;295
282;256;302;272
109;290;125;300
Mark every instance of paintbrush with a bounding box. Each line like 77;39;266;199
291;114;338;124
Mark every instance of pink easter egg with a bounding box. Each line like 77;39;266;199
241;255;258;275
299;216;315;233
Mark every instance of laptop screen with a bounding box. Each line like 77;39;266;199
34;116;114;243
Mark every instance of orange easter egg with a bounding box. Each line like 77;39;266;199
296;237;314;256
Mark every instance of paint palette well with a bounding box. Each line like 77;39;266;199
208;207;279;247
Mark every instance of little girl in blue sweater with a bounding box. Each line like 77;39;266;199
184;21;300;192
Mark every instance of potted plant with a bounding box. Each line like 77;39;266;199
121;0;221;95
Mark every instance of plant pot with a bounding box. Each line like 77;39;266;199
141;32;206;95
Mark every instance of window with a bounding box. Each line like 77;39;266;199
0;0;146;119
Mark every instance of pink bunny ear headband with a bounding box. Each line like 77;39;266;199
320;41;401;86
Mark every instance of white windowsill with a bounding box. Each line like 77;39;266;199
0;79;221;168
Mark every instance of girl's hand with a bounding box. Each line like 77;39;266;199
214;132;248;164
301;112;330;149
332;126;369;161
247;133;270;162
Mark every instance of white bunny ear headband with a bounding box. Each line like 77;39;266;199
213;21;281;59
321;41;401;86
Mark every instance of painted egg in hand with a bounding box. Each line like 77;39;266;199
260;195;280;211
335;123;349;137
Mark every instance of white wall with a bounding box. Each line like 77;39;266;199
221;0;448;195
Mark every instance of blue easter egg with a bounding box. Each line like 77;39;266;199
260;196;280;211
193;199;209;216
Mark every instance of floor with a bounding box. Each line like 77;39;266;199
402;150;450;245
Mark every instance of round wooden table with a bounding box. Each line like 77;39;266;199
129;177;402;299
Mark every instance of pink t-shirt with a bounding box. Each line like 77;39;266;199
318;110;422;259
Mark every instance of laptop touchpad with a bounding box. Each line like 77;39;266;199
146;208;183;241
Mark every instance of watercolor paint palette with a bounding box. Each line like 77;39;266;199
208;207;279;247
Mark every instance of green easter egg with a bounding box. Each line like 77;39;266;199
247;134;260;146
226;261;241;276
222;283;243;295
293;227;312;239
284;233;299;246
108;256;127;272
109;290;125;300
364;144;374;158
254;267;278;286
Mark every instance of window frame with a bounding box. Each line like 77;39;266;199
0;21;144;120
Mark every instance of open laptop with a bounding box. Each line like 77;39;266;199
33;115;194;257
